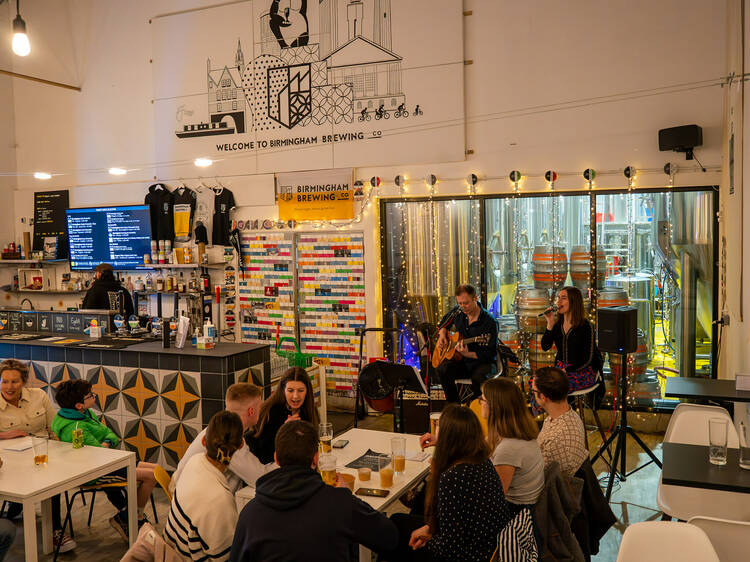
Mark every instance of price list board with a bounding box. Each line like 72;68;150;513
238;233;296;351
297;233;365;398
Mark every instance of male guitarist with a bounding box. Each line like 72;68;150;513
436;284;498;403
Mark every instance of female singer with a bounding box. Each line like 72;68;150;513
539;286;603;411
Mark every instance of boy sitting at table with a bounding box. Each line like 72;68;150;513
51;379;158;540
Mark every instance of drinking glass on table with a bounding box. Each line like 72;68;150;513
740;421;750;470
708;418;728;466
319;422;333;453
391;437;406;474
319;453;337;486
32;435;48;466
379;455;394;488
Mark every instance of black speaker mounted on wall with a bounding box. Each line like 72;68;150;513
597;306;638;354
658;124;702;160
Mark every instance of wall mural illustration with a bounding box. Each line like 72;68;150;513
152;0;464;172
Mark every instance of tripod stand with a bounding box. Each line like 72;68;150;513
591;352;663;501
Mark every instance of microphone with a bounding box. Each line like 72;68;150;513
537;306;558;317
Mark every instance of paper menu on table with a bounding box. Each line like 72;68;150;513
0;436;33;451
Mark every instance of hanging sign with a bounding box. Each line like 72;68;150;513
276;168;354;221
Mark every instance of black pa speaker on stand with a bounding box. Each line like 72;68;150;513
592;306;662;501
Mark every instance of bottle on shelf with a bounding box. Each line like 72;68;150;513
177;272;185;293
135;276;145;291
189;270;197;292
165;274;173;292
156;273;164;292
200;270;211;293
145;273;153;291
125;276;134;293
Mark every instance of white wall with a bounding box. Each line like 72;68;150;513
5;0;736;369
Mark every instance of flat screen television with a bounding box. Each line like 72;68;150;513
66;205;152;271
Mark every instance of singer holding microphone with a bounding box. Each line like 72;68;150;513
536;286;603;413
435;284;498;403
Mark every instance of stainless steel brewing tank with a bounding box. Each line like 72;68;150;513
605;273;655;353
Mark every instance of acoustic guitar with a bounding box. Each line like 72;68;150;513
431;332;491;368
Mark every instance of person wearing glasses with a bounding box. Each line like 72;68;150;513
52;379;158;540
0;359;77;553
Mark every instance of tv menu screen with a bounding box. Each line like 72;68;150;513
66;205;152;270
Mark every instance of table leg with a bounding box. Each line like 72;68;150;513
41;497;53;554
22;498;38;562
126;457;137;546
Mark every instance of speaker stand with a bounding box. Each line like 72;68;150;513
591;352;663;502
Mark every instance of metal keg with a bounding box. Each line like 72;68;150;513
515;288;552;333
569;246;606;290
597;288;629;308
605;272;655;353
609;329;648;378
532;245;567;290
528;334;556;373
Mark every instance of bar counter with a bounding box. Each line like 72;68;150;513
0;333;270;470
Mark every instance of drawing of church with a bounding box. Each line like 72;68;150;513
175;0;409;138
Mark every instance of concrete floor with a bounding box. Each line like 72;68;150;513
4;411;665;561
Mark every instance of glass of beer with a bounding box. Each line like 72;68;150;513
391;437;406;474
429;412;441;436
319;453;337;486
379;455;394;488
32;435;48;466
358;467;371;481
340;472;355;491
319;422;333;453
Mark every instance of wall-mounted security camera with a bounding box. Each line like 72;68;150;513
658;124;702;160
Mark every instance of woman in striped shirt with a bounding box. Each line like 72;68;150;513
165;411;244;561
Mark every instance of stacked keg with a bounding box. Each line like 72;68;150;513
498;314;520;356
569;245;606;290
516;288;551;333
528;334;556;372
532;245;567;290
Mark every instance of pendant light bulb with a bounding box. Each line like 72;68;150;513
12;2;30;57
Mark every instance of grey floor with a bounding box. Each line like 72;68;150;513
4;411;665;561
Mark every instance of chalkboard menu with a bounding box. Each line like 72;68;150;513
33;190;70;258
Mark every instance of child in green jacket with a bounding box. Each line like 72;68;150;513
52;379;158;540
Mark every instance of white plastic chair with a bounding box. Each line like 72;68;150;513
657;403;750;521
616;521;719;562
688;516;750;562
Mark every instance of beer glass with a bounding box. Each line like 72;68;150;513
319;423;333;453
708;418;728;466
319;453;337;486
32;436;48;466
391;437;406;474
379;455;394;488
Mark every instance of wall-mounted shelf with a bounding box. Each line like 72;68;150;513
6;290;86;295
127;263;226;270
0;259;68;266
133;290;202;297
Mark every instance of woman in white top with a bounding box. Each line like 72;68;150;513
165;410;244;561
481;377;544;508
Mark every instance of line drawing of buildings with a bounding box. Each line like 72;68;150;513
174;0;414;139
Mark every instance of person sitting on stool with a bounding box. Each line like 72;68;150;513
436;284;497;403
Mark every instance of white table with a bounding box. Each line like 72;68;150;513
333;428;431;562
0;437;137;562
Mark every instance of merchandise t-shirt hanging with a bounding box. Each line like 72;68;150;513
193;186;215;245
212;187;236;247
144;183;174;242
173;186;196;242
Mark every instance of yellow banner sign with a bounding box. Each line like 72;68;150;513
276;168;354;221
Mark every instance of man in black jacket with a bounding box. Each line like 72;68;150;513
230;421;398;562
81;263;134;318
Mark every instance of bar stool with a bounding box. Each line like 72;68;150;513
569;381;608;451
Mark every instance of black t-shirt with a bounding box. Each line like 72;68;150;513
172;186;196;242
212;187;235;246
144;183;174;242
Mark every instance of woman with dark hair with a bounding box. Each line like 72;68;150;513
247;367;320;464
165;410;244;562
539;286;602;410
385;404;511;562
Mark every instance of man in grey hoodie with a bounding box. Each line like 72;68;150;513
229;421;398;561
